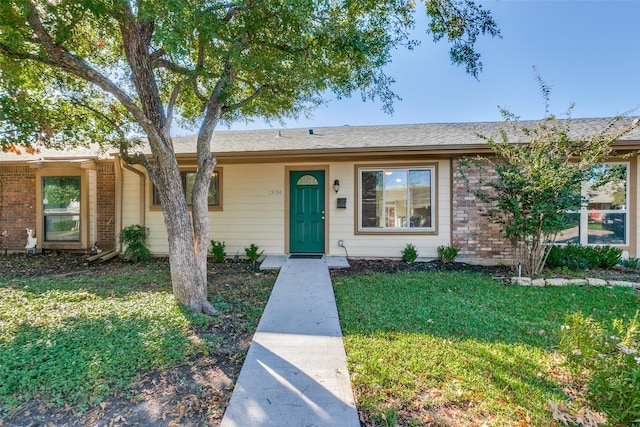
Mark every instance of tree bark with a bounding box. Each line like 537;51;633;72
151;131;217;315
117;8;217;315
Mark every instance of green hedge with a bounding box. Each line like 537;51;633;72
546;243;622;270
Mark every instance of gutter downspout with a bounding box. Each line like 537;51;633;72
113;155;123;252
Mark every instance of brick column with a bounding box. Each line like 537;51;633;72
451;157;513;265
97;162;116;250
0;166;37;251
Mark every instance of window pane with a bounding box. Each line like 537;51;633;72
385;171;407;227
361;171;383;228
296;175;318;186
155;172;219;206
588;213;626;245
43;177;80;214
185;172;195;205
208;172;219;206
556;212;580;244
44;215;80;241
409;170;431;228
587;164;627;210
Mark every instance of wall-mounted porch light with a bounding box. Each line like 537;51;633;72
333;179;340;193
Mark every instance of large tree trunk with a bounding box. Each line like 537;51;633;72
118;14;217;315
151;133;217;316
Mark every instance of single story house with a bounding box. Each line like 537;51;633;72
1;118;639;264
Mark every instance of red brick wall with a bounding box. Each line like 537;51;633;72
451;157;513;265
0;162;117;252
0;166;37;251
96;162;116;250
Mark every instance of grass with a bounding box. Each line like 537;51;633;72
334;271;640;426
0;263;274;414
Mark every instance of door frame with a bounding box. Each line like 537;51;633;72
285;165;330;254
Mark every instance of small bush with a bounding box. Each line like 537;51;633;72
559;311;640;426
401;243;418;263
119;224;151;262
546;244;621;271
244;243;264;266
437;245;460;264
209;240;226;263
594;245;623;269
621;257;640;270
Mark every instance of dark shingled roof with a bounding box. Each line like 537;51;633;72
2;117;639;162
173;117;640;155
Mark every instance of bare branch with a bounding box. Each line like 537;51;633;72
119;142;157;183
190;77;209;106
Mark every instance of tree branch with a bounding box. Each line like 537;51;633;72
118;141;157;183
0;43;57;66
67;95;156;179
149;48;165;62
151;57;191;75
222;85;266;113
164;81;184;133
24;1;149;128
222;0;254;22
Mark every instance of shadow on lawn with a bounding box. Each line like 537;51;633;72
0;313;191;409
1;257;276;426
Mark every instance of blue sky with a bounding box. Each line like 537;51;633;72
222;0;640;131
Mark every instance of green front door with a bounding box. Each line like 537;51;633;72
290;170;325;253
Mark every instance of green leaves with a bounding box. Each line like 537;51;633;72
463;79;639;274
1;0;500;151
559;311;640;425
426;0;500;78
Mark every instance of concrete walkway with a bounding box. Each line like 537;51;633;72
220;257;360;427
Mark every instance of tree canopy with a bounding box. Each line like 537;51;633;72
0;0;500;313
0;0;499;150
461;77;639;275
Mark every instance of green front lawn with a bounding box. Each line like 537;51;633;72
334;271;640;426
0;263;274;415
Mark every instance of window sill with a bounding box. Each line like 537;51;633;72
149;206;223;212
356;229;438;236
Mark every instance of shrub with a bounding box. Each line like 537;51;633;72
621;258;640;270
209;240;226;263
401;243;418;263
546;244;621;271
594;245;623;269
244;243;264;266
437;245;460;264
559;311;640;426
119;224;151;262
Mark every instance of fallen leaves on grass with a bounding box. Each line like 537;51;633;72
547;400;606;427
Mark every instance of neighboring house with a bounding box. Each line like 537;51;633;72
1;118;639;264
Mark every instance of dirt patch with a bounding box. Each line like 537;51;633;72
333;258;640;284
331;258;512;279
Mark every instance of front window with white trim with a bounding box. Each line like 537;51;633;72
42;176;81;242
557;163;628;246
358;166;434;231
